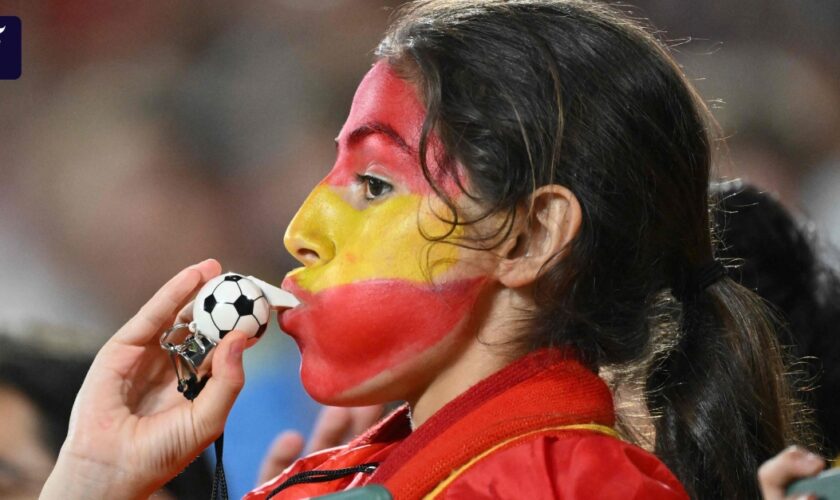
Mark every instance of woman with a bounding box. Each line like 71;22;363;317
41;1;804;498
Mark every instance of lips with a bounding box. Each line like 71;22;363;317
276;277;302;335
281;277;304;302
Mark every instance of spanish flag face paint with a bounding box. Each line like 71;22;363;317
281;62;490;403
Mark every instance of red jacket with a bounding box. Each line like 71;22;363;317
245;349;688;499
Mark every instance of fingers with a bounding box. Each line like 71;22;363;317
306;406;354;454
257;431;305;486
349;405;385;437
758;446;825;500
190;330;247;443
253;406;383;487
175;300;195;326
115;259;221;345
303;405;384;456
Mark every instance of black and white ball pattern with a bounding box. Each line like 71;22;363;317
192;273;270;342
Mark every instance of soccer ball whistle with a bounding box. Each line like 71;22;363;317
160;273;299;400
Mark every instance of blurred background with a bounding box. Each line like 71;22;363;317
0;0;838;498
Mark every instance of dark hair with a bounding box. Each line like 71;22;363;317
377;1;804;497
0;337;91;455
714;182;840;456
0;335;214;499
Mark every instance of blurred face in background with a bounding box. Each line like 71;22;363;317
282;62;499;405
0;386;53;500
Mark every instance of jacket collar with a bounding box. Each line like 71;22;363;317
360;348;615;494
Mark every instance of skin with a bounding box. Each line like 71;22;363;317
758;446;826;500
0;387;54;500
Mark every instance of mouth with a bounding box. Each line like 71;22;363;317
277;277;308;336
272;295;300;312
280;277;308;304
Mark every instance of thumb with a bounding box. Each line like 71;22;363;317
758;446;825;500
190;331;247;443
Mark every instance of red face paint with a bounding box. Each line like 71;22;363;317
325;62;462;197
280;277;484;400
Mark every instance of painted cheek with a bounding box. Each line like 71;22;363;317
286;184;463;293
281;277;485;400
283;143;480;400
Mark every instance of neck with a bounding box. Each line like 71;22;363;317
407;341;512;428
407;286;529;428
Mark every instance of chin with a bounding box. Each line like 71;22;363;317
299;358;405;407
298;330;469;409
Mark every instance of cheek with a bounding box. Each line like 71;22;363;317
290;187;464;293
283;277;484;401
343;201;461;282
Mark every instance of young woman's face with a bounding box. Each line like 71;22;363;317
281;61;495;404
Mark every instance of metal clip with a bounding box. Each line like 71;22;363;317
160;322;217;400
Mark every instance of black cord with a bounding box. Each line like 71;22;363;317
177;374;227;500
178;373;208;401
265;462;379;499
210;433;228;500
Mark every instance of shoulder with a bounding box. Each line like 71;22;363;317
436;432;688;500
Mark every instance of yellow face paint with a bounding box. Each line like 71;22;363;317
285;184;462;294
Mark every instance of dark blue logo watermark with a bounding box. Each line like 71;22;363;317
0;16;22;79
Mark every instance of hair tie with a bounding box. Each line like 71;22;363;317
692;260;727;291
673;259;727;301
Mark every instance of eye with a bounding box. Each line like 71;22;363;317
356;174;393;201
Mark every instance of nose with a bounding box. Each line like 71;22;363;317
284;187;336;267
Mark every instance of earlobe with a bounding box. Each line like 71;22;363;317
495;185;582;288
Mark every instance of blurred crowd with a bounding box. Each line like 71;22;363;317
0;1;838;498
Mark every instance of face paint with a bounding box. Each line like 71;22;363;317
284;186;460;292
282;61;489;402
281;278;484;399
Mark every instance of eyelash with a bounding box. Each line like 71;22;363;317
355;174;393;201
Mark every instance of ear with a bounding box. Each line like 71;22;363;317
495;185;582;288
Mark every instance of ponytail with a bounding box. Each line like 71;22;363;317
647;275;802;498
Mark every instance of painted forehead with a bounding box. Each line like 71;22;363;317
338;61;424;147
327;61;460;196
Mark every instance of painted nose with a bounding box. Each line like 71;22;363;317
284;187;336;267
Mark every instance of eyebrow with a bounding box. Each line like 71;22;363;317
340;122;414;156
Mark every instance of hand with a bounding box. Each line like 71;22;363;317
41;259;248;500
256;405;384;485
758;446;826;500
